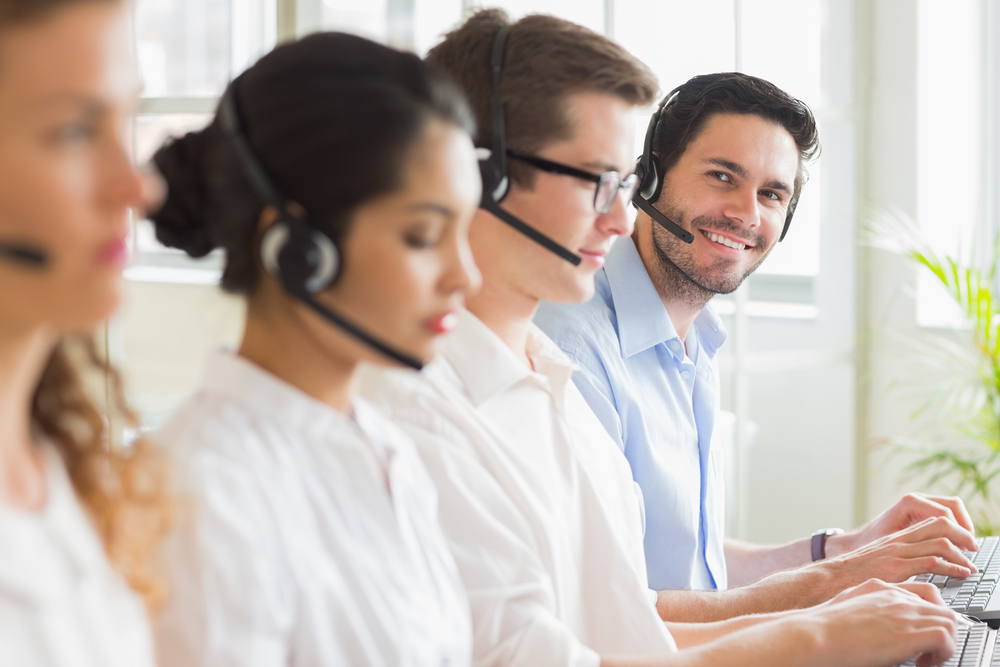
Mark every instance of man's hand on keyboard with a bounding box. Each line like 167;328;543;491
826;493;976;559
802;581;958;667
821;578;945;607
815;516;978;592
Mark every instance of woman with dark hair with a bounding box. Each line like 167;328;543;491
0;0;169;665
148;32;481;666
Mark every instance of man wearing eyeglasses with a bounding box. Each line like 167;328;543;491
534;71;979;622
364;7;689;664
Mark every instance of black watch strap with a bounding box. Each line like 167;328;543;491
811;528;844;562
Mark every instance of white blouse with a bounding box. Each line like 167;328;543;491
153;350;472;667
0;447;155;667
362;310;677;667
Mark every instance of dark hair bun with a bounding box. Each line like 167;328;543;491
145;32;473;294
149;126;218;257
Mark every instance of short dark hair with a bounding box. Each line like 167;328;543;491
427;8;657;187
652;72;820;218
150;32;474;294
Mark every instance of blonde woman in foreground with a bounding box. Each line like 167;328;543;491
0;1;169;665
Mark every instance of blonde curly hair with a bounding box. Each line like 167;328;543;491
32;336;173;610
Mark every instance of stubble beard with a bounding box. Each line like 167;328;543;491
647;207;773;310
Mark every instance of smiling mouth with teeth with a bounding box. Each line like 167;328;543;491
704;231;747;251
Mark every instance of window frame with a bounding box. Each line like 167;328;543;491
129;0;827;315
126;0;293;284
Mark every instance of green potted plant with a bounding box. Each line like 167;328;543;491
871;211;1000;534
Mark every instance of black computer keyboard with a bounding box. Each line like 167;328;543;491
913;536;1000;618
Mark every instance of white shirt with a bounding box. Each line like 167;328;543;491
0;447;155;667
362;310;677;667
153;351;472;667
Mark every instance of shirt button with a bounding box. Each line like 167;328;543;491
669;340;681;352
680;370;691;380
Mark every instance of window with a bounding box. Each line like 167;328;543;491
127;0;278;283
321;0;822;283
130;0;827;288
915;0;985;328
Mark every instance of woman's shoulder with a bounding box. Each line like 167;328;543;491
0;449;155;666
155;387;283;460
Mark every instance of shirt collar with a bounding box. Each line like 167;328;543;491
693;301;727;356
441;309;575;407
525;324;575;407
605;236;728;359
605;236;678;358
0;447;110;604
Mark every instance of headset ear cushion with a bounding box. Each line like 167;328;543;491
260;220;341;294
779;196;799;242
637;158;662;202
260;222;289;278
302;229;340;293
646;159;663;203
479;157;508;206
779;211;793;242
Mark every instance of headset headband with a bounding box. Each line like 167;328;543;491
476;24;582;266
488;25;509;201
633;86;695;244
637;86;680;191
219;81;301;225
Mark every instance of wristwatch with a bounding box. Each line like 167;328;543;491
811;527;845;561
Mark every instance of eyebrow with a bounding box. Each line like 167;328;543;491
30;94;107;115
582;160;633;175
30;84;144;112
707;158;793;196
406;202;456;218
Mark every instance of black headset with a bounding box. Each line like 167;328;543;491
632;88;694;244
632;84;797;243
477;25;582;266
219;79;425;371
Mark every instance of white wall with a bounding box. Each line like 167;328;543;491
118;280;243;427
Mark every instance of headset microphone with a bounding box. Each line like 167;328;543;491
0;241;49;268
219;80;425;371
477;25;582;267
286;284;425;372
631;195;694;244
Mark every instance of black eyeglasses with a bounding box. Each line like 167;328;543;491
506;149;639;215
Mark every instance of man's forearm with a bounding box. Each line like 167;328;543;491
665;612;787;648
724;536;816;587
601;613;821;667
655;566;834;623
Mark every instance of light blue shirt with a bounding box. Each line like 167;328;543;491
534;236;728;591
